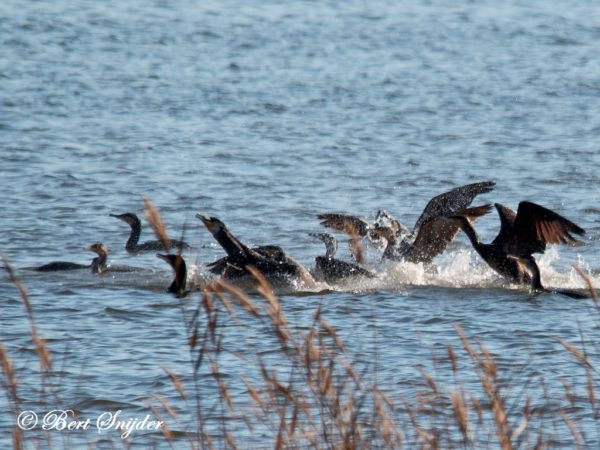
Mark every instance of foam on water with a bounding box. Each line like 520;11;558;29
301;247;598;295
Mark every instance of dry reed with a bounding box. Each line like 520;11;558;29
3;204;600;449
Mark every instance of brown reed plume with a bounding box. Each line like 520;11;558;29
144;197;173;250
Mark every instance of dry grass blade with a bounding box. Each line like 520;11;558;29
242;377;266;413
557;338;592;369
33;337;52;373
246;266;292;346
2;254;52;372
0;346;17;402
573;265;598;305
246;266;278;308
212;362;234;412
1;254;31;318
144;197;172;250
586;369;596;415
145;400;174;443
348;225;364;265
152;393;179;421
560;409;584;450
447;344;458;375
225;432;238;449
161;365;187;400
510;397;531;443
451;390;470;443
455;324;478;361
12;428;23;450
215;279;261;318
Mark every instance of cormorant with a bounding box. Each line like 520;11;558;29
197;214;316;288
27;258;90;272
372;204;493;264
509;255;590;299
157;253;189;297
447;201;585;284
206;245;287;275
88;242;142;274
318;181;496;264
310;232;374;284
110;212;189;254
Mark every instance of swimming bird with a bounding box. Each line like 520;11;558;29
319;181;496;264
508;255;589;299
27;257;90;272
206;245;287;275
310;232;374;284
110;212;189;254
157;253;189;297
197;214;316;289
447;201;585;284
88;242;142;274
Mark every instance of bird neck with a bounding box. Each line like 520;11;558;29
91;254;107;274
456;217;483;251
213;226;250;259
325;239;337;258
168;258;187;295
125;219;142;250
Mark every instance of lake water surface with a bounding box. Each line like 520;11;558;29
2;0;600;447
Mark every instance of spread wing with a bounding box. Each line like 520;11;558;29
404;204;493;264
317;213;369;263
413;181;495;232
502;201;585;257
317;213;370;237
491;203;517;245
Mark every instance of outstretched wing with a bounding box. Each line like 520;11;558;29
404;204;493;264
413;181;495;232
317;213;368;264
317;213;370;237
491;203;517;245
503;201;585;257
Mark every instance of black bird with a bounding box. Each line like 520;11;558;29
27;257;90;272
88;242;142;274
310;232;374;284
319;181;496;264
197;214;316;288
157;253;189;297
110;212;189;254
206;245;287;276
509;255;590;299
447;201;585;284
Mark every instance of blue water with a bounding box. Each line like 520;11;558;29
2;0;600;447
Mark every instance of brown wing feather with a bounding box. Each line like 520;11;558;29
404;204;492;264
505;201;585;256
317;213;370;237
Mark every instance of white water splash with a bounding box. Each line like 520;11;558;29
315;247;598;294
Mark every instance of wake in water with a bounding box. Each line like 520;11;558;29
289;247;597;296
16;245;594;300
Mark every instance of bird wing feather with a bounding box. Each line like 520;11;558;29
317;213;370;237
413;181;495;232
405;204;492;263
503;201;585;256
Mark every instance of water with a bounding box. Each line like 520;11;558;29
2;0;600;447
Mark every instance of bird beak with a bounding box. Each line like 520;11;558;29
196;213;218;231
